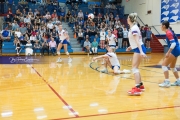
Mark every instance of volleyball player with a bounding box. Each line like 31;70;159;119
56;24;72;63
126;13;147;96
159;21;180;87
93;46;130;74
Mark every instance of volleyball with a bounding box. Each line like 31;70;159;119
88;13;94;20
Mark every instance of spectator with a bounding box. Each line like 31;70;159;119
7;8;13;15
112;27;118;38
104;13;109;25
19;33;27;45
84;38;91;55
19;24;27;36
41;41;49;55
27;24;33;38
49;38;57;55
13;35;18;46
14;28;21;38
100;28;106;49
34;40;41;55
47;20;54;32
66;11;71;22
24;15;31;24
15;39;21;56
115;15;119;21
78;10;84;20
25;40;33;56
12;20;20;32
117;25;123;48
84;12;88;21
141;26;146;44
60;9;66;22
1;28;11;41
94;34;100;43
122;28;128;48
91;38;98;54
51;10;58;19
146;27;152;48
13;15;20;23
5;15;12;25
30;28;37;45
77;29;84;43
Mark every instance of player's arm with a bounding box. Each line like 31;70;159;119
93;55;109;61
167;32;176;54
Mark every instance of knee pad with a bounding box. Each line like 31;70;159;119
132;68;139;74
170;68;177;72
57;51;60;55
66;52;69;55
162;66;168;72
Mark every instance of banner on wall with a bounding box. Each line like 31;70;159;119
161;0;180;23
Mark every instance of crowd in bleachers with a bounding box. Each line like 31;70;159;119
0;0;152;55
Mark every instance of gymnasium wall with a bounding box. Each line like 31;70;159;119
121;0;180;35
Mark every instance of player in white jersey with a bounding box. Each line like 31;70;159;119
106;29;118;51
56;24;72;63
126;13;147;96
93;46;130;74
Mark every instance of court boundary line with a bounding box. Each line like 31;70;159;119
31;66;79;117
51;105;180;120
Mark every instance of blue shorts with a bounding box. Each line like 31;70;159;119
112;65;120;70
59;39;68;44
171;47;180;57
133;45;146;54
109;45;116;48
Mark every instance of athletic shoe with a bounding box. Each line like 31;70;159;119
68;58;72;63
159;81;171;88
101;69;108;73
171;80;180;86
128;87;141;96
139;85;145;92
123;69;131;74
56;58;62;63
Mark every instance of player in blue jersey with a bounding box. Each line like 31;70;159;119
159;21;180;87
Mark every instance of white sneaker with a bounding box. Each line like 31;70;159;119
68;58;72;63
123;69;131;74
56;58;62;63
159;81;171;88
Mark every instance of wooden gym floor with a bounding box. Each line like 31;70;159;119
0;53;180;120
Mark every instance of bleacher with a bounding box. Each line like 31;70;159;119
1;0;151;55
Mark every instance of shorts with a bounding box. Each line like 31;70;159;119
59;39;68;44
112;65;120;70
146;38;151;41
109;45;116;49
171;47;180;57
123;38;128;42
133;44;146;54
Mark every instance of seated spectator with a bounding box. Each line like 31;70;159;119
30;28;37;45
19;33;27;45
112;27;118;38
1;27;11;41
43;12;51;22
28;9;34;17
100;28;106;49
15;39;21;56
19;24;27;36
91;38;98;54
49;38;57;55
26;24;32;38
34;40;41;56
7;22;12;31
115;15;119;21
24;15;31;25
47;20;54;32
25;40;33;56
7;8;13;16
51;28;58;42
78;10;84;20
14;28;21;38
5;15;12;25
16;9;21;16
84;12;89;21
94;34;100;43
60;9;66;22
12;21;20;31
51;10;58;19
13;15;20;23
78;17;84;27
41;41;49;55
68;15;75;24
13;35;18;46
66;11;71;22
84;38;91;55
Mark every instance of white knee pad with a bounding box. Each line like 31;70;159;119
162;66;168;72
66;52;69;55
57;51;60;55
132;68;139;74
170;68;177;72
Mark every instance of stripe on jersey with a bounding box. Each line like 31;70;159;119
170;40;175;43
106;54;112;57
132;31;138;34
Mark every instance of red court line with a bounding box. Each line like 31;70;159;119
31;66;79;117
52;105;180;120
